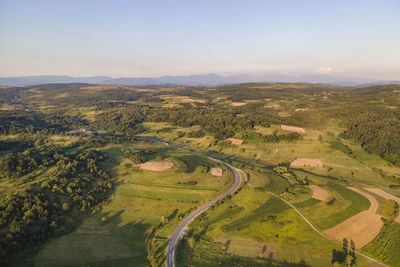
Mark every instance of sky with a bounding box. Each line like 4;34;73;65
0;0;399;79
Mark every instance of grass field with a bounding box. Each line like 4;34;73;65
176;185;375;266
293;198;321;208
363;222;400;267
312;184;371;230
34;143;233;266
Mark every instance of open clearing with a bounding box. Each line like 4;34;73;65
225;138;243;145
309;185;329;201
227;237;277;258
291;158;323;167
364;188;400;223
324;187;383;249
135;161;174;171
175;96;205;103
231;102;246;106
281;124;305;134
211;167;222;176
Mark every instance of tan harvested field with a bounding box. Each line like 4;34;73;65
364;188;400;223
231;102;246;106
175;96;205;103
135;161;174;171
225;138;243;145
309;185;329;201
211;167;222;176
324;187;383;249
291;158;323;167
0;104;15;111
281;124;305;134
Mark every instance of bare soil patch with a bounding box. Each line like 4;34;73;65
324;187;383;249
309;185;329;201
281;124;305;134
135;161;174;171
225;138;243;145
211;168;223;176
291;158;323;168
364;188;400;223
231;102;246;106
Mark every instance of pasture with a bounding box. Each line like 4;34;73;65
34;143;233;266
176;185;375;266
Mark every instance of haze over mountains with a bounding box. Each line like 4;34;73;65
1;73;398;87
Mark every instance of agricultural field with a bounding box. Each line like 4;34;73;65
2;82;400;266
176;185;376;266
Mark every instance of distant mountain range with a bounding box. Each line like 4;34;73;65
0;73;399;87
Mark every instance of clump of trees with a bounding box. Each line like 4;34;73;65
122;149;146;164
241;130;302;143
186;130;205;138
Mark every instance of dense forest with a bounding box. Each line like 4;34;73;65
339;105;400;166
0;133;114;264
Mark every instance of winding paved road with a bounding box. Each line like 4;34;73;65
160;142;243;267
159;140;387;267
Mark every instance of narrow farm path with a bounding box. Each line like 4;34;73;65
159;139;387;267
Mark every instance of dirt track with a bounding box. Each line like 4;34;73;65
323;187;383;249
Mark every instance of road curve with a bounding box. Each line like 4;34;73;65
157;140;386;267
161;142;242;267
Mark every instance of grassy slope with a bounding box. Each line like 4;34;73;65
34;144;233;266
177;186;374;266
363;222;400;267
308;184;371;230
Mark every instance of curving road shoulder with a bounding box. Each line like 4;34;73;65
162;142;242;267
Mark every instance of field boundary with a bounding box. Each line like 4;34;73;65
161;141;243;267
265;191;388;266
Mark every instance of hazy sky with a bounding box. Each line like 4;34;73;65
0;0;399;79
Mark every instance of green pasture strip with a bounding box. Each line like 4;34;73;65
127;180;220;191
293;198;321;208
205;206;245;225
118;187;202;202
221;196;289;232
174;154;216;173
316;184;370;229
